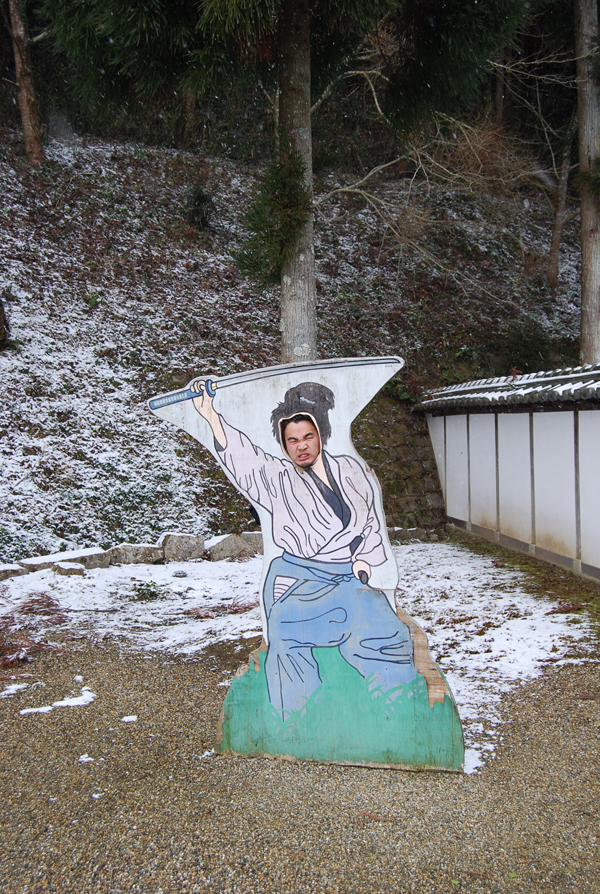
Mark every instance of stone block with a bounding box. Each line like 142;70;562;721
19;547;109;572
207;534;251;562
157;532;205;562
0;564;28;581
399;497;420;514
394;528;413;542
405;477;423;495
54;561;85;576
393;527;430;542
240;531;263;554
107;543;164;565
422;476;439;494
426;493;445;510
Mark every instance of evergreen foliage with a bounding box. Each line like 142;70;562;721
39;0;203;107
384;0;528;132
38;0;528;130
233;148;312;286
184;181;215;231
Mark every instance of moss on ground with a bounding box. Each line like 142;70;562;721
447;528;600;635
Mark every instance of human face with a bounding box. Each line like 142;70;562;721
284;419;321;469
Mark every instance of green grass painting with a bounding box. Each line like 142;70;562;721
218;647;464;771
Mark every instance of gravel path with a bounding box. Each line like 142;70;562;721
1;637;599;894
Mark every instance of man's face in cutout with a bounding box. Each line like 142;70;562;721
284;419;321;469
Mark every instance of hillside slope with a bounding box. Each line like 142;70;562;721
0;130;581;562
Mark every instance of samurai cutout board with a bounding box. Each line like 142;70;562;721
149;357;464;770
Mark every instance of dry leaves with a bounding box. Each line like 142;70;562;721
545;602;588;615
186;594;258;620
0;593;68;667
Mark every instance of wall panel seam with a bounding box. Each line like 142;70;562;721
530;412;535;546
575;410;581;560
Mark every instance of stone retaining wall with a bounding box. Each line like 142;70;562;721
352;395;445;538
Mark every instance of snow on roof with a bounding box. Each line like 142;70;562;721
421;364;600;411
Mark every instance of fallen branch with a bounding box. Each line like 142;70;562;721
186;594;259;620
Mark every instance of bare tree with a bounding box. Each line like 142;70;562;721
547;112;577;287
575;0;600;362
4;0;44;166
490;52;578;289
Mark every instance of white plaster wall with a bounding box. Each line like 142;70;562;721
578;411;600;568
497;414;532;544
445;415;469;522
426;415;446;497
426;403;600;572
533;412;576;558
469;415;497;531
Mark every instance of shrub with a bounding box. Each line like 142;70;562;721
184;181;215;230
233;147;312;286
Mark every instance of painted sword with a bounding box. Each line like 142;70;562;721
148;378;217;411
148;358;405;412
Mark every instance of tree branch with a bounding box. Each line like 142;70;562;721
322;186;522;311
314;157;403;206
30;30;50;44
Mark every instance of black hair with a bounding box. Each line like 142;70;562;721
271;382;335;447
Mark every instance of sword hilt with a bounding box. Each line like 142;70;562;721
148;378;217;411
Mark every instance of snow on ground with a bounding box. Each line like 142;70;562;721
0;542;590;773
395;542;590;772
0;554;264;654
0;138;276;562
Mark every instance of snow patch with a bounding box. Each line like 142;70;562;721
0;682;28;698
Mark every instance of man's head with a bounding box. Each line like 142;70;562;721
281;414;321;469
271;383;335;456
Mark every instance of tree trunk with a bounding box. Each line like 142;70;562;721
547;114;577;289
0;299;9;343
278;0;317;363
495;63;504;130
8;0;44;167
575;0;600;362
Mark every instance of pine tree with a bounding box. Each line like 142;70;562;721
42;0;527;361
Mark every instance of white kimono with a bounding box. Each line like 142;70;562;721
215;418;386;566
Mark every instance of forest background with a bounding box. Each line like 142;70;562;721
0;0;596;559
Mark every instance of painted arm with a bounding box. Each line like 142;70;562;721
191;384;286;511
190;379;227;449
344;459;386;577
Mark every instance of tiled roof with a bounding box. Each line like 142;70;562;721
421;364;600;411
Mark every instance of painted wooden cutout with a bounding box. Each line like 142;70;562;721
149;358;464;770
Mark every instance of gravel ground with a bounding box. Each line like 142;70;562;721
1;636;599;894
